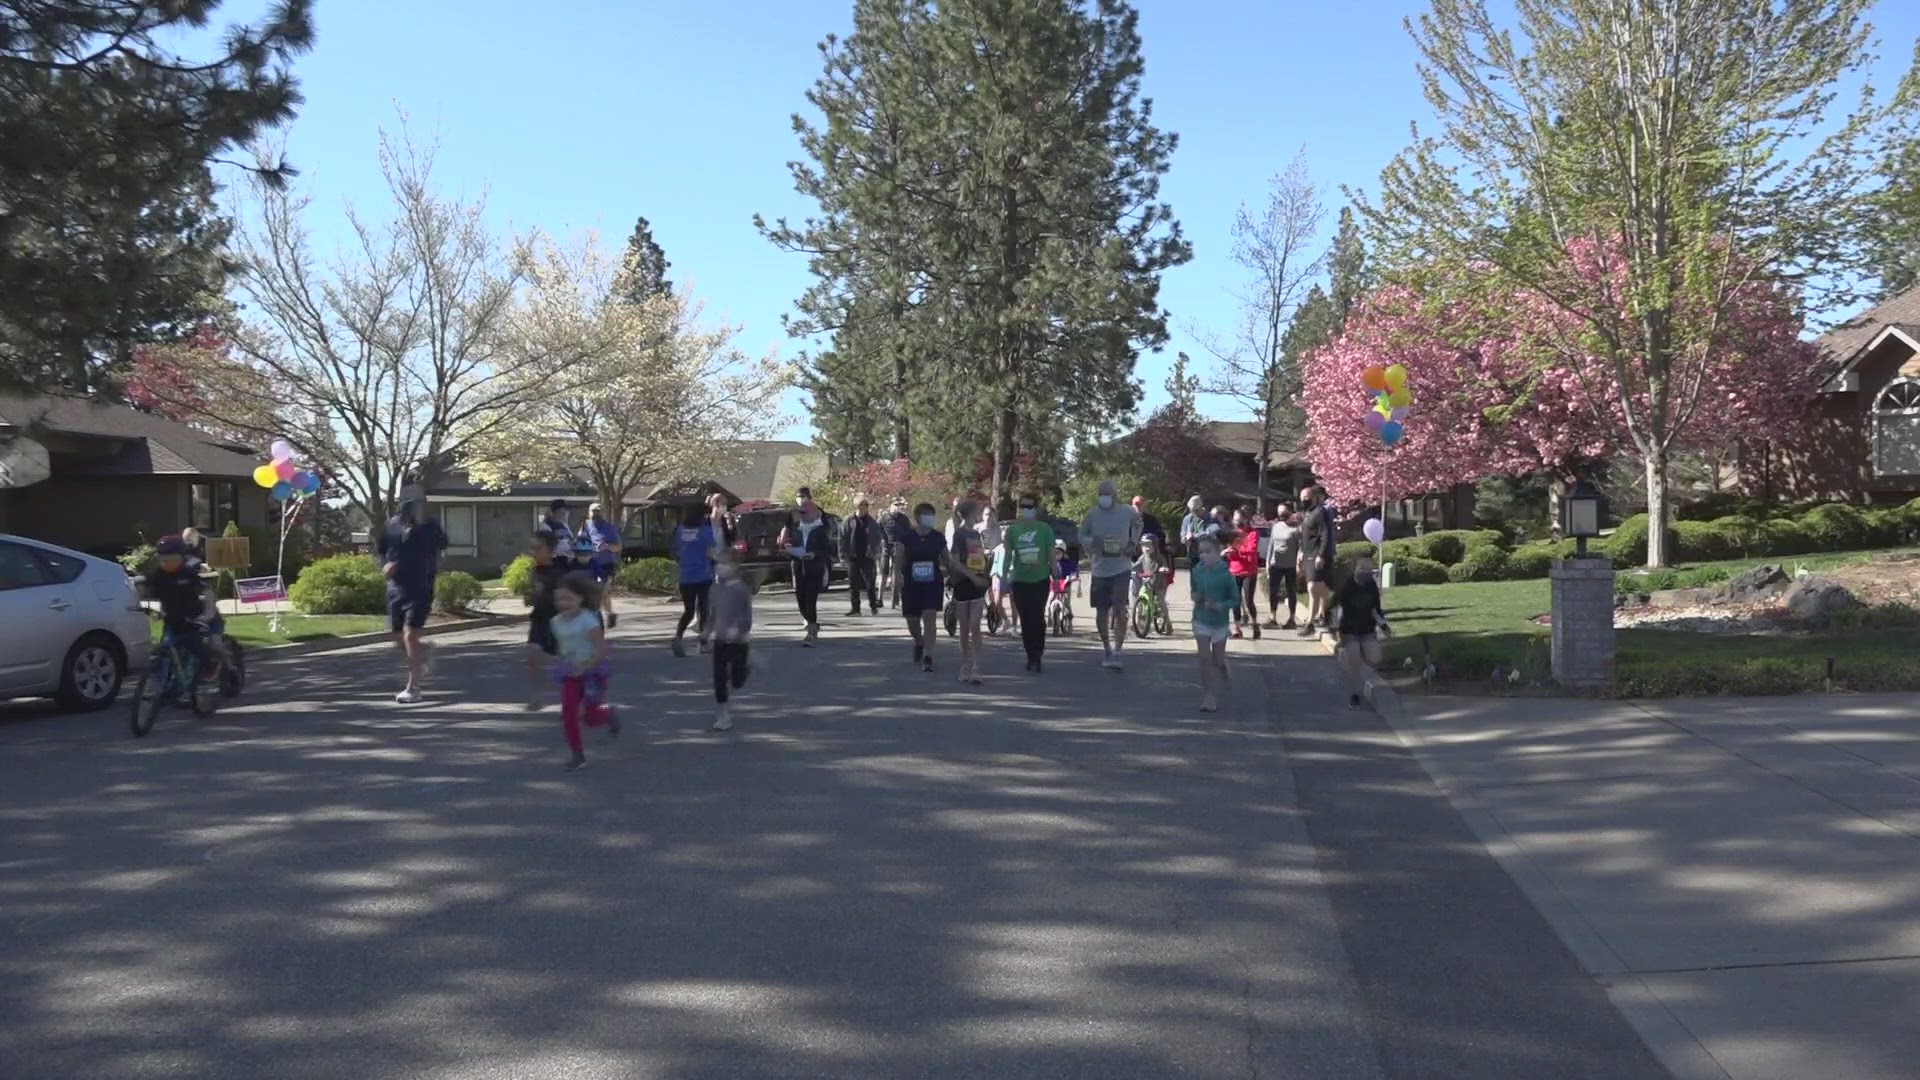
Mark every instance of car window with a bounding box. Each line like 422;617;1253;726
0;541;49;591
34;549;85;585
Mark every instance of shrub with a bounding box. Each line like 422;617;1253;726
1420;533;1467;565
1863;507;1905;547
1503;543;1558;580
1446;545;1509;582
615;557;679;594
288;554;386;615
118;543;157;579
1828;601;1920;630
1676;493;1773;522
1709;515;1769;558
1379;538;1420;567
502;554;536;601
434;571;484;613
1672;520;1735;562
1398;556;1450;584
1903;497;1920;537
1799;503;1869;551
1762;518;1814;556
1604;513;1674;568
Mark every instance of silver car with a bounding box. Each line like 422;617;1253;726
0;534;151;710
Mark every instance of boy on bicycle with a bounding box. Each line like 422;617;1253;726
148;535;220;682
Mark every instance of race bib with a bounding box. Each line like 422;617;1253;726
1017;544;1041;565
1101;538;1123;556
966;553;986;571
911;561;936;583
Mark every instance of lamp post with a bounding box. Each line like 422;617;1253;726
1550;476;1614;688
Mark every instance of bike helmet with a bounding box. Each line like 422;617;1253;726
156;535;188;557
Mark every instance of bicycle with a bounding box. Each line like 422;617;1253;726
131;620;220;736
944;598;1006;637
1046;576;1075;637
1130;571;1174;638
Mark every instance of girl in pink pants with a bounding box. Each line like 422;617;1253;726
550;572;619;771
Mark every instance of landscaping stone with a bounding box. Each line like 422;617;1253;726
1783;576;1863;628
1646;587;1717;609
1719;564;1791;602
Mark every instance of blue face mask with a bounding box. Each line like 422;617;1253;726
1020;507;1037;520
919;514;937;529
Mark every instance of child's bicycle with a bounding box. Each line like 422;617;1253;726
131;617;245;737
1130;570;1174;638
1046;575;1075;637
944;600;1006;637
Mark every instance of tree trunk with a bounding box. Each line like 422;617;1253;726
1643;448;1671;569
892;330;910;460
1256;430;1271;512
991;397;1017;504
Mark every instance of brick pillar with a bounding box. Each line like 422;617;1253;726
1550;554;1616;689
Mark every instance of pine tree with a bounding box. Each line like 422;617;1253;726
0;1;315;390
615;216;672;301
1327;206;1368;324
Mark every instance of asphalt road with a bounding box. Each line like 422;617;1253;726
0;590;1669;1079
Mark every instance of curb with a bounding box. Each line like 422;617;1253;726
248;612;522;660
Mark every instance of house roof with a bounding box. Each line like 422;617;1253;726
1202;421;1312;470
1815;284;1920;380
0;393;261;477
428;440;821;505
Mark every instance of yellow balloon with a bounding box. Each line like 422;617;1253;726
253;464;279;488
1388;387;1412;408
1384;364;1409;390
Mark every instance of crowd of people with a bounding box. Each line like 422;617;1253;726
369;482;1391;772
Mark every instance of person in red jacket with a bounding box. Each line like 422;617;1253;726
1225;509;1263;640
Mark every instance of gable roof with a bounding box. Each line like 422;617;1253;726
1202;421;1311;469
427;440;822;505
1815;284;1920;381
0;393;261;477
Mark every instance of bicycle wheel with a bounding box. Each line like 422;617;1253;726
985;604;1003;636
218;639;246;698
944;601;957;637
130;653;170;737
1131;594;1151;638
1157;602;1173;636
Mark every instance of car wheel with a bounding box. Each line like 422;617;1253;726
57;634;125;712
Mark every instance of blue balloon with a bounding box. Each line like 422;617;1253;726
270;480;293;501
1380;421;1405;445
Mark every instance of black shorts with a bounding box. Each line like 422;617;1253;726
388;590;431;632
1303;558;1332;585
528;616;557;655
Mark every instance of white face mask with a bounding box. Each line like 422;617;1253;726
1097;495;1114;509
918;514;936;529
1020;507;1037;520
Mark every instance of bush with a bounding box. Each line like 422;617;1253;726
1672;520;1736;563
1503;543;1559;580
1828;601;1920;630
1709;515;1769;558
502;554;536;601
434;571;484;613
1616;564;1733;596
1799;503;1870;551
615;557;679;594
1676;493;1772;522
1864;507;1905;547
1419;533;1467;565
288;554;386;615
1762;518;1814;556
1605;513;1675;568
118;543;157;579
1398;555;1451;584
1446;545;1509;582
1379;538;1420;567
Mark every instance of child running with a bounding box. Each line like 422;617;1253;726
550;571;619;772
524;530;570;711
1189;533;1238;713
709;546;753;732
1333;554;1391;709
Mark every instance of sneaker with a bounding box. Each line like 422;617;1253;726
671;636;687;658
1297;625;1317;639
804;624;819;647
1349;693;1363;709
698;638;712;654
913;643;924;664
711;705;734;732
1200;695;1218;713
1110;652;1125;671
605;706;620;739
1263;619;1280;629
969;675;984;686
524;696;543;713
564;753;587;772
1282;619;1297;630
1252;624;1262;640
921;657;934;673
395;687;423;704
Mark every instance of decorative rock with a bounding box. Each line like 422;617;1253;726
1782;576;1862;628
1720;565;1791;603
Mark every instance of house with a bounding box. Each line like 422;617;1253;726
1199;421;1317;507
422;441;823;574
1742;283;1920;503
0;393;270;558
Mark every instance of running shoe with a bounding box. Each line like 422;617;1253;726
606;707;620;739
711;705;733;732
921;657;934;673
1348;694;1363;709
699;639;712;654
913;643;923;664
565;753;587;772
395;687;423;704
671;637;687;658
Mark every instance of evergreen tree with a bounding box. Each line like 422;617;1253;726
615;215;672;301
1326;206;1368;323
0;1;315;390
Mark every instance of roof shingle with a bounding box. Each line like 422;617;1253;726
0;393;261;477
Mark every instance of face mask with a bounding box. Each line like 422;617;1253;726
1200;549;1222;564
918;514;936;529
1097;495;1114;509
1356;569;1375;582
1020;507;1037;520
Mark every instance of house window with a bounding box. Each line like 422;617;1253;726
188;480;242;531
1874;379;1920;477
440;505;477;557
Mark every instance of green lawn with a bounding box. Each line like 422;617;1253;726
1383;565;1920;696
155;613;389;649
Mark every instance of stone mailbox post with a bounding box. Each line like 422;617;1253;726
1550;555;1616;688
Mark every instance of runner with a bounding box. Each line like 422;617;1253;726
1226;509;1262;640
670;504;717;657
377;497;447;704
1265;503;1301;630
1178;495;1207;573
947;499;991;685
550;571;619;772
1080;479;1142;670
895;501;950;672
839;497;884;616
583;502;623;627
1297;485;1337;636
1189;531;1237;713
1002;492;1056;673
708;545;753;732
881;497;910;609
1333;553;1391;709
524;530;570;710
777;486;833;646
540;499;575;563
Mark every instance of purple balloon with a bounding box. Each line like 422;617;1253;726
270;439;293;461
1364;411;1386;433
1381;420;1405;445
1390;406;1409;422
1363;518;1386;545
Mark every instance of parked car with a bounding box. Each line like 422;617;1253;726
730;505;844;591
0;534;151;710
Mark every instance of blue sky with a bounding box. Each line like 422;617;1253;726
215;0;1920;440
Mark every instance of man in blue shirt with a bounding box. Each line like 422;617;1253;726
378;497;448;703
583;501;624;627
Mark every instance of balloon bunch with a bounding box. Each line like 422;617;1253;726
251;439;320;502
1360;363;1415;446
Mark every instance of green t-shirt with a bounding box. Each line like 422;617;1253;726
1002;520;1056;583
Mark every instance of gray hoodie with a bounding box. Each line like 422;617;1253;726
710;575;754;642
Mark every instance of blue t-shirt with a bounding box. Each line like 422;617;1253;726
584;518;621;568
379;517;447;597
674;523;717;584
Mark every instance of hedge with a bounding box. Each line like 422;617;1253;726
1799;503;1870;550
1447;545;1509;582
1398;555;1451;584
1605;513;1676;569
434;571;484;613
502;554;536;600
615;557;679;594
1672;519;1736;562
1503;543;1558;580
288;554;386;615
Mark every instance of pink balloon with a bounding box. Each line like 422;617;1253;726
274;458;297;482
1363;518;1386;545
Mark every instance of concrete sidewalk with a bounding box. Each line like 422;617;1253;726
1378;690;1920;1080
